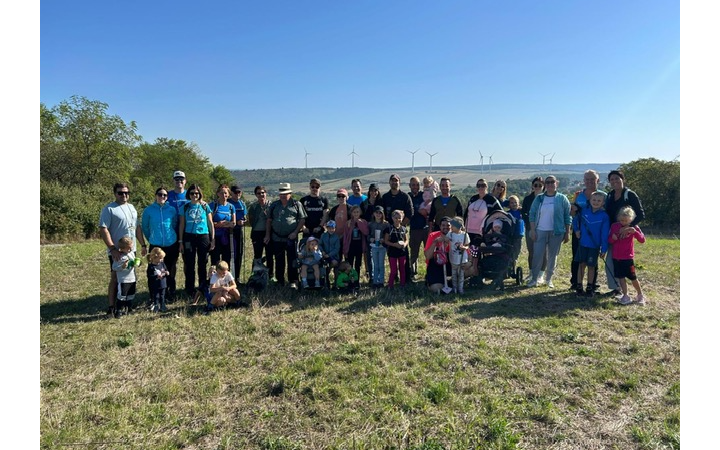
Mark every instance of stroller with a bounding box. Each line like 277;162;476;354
292;237;328;291
476;210;523;289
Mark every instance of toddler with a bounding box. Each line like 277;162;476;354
481;219;508;248
419;176;438;226
111;236;139;316
448;217;470;294
573;191;610;297
146;247;170;312
320;220;341;285
507;195;525;266
299;236;323;288
335;261;359;293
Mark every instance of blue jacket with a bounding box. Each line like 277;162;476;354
573;207;610;253
141;202;178;247
529;193;572;236
319;232;341;260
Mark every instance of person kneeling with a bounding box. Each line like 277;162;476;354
209;261;242;307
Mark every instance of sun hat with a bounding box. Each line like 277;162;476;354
278;182;292;194
173;170;186;179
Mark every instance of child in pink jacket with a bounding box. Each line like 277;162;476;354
609;206;647;305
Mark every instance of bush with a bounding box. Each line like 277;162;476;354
40;181;109;242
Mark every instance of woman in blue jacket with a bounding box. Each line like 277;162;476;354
528;175;572;288
141;186;179;302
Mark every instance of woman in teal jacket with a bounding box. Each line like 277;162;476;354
141;186;179;301
527;175;572;288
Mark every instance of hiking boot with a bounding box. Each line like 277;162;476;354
585;286;595;298
576;287;585;297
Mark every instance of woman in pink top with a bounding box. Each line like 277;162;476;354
609;206;647;305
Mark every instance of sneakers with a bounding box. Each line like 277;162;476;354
546;280;555;289
608;288;623;298
618;294;633;305
635;294;647;305
314;280;321;288
290;282;299;290
301;280;309;289
526;279;538;287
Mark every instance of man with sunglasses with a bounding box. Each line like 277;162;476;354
167;170;190;215
99;182;145;317
300;178;329;239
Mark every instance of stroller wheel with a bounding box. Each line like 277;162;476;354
516;267;523;285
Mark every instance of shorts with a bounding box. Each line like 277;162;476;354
613;258;637;281
574;246;600;267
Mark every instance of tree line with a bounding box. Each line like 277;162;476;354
40;96;679;241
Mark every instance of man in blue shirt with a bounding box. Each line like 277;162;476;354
347;179;367;207
167;170;189;215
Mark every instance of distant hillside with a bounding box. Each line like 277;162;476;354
231;163;622;196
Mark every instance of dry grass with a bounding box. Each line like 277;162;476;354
40;236;679;449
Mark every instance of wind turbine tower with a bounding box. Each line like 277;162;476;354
548;153;556;171
488;154;494;172
304;148;311;169
426;151;438;172
349;145;358;168
478;151;484;174
539;152;550;171
407;148;420;173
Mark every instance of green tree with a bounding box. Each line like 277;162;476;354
131;138;216;207
210;165;235;187
40;96;141;186
617;158;680;230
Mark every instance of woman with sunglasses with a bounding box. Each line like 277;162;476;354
491;180;509;208
464;178;503;276
140;186;180;303
527;175;572;288
178;184;215;298
522;177;547;280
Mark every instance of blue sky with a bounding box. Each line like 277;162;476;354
40;1;679;170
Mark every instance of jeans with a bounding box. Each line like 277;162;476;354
370;245;387;285
531;230;564;282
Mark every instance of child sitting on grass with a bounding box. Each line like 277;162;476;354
209;261;242;307
335;261;359;293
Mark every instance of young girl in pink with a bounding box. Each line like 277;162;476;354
609;206;647;305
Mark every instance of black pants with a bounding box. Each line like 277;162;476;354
271;238;299;284
232;227;244;280
347;239;363;275
251;230;274;278
570;233;597;288
182;233;211;295
211;231;232;267
149;243;179;299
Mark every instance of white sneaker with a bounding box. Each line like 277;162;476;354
526;279;538;287
547;280;555;289
635;294;647;305
537;277;546;286
618;294;633;305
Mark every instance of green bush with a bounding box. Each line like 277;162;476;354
40;180;108;242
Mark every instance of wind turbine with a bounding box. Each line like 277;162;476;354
539;152;550;171
488;154;494;172
407;148;420;173
478;151;484;173
349;145;358;168
304;147;311;169
426;151;438;172
548;153;556;171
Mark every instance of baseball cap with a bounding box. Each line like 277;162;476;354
326;220;336;228
173;170;186;179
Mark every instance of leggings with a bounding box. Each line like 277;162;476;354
346;239;363;276
388;256;407;288
182;232;211;295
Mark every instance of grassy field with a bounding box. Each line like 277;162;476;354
40;235;679;449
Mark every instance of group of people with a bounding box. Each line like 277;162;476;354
98;168;647;317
